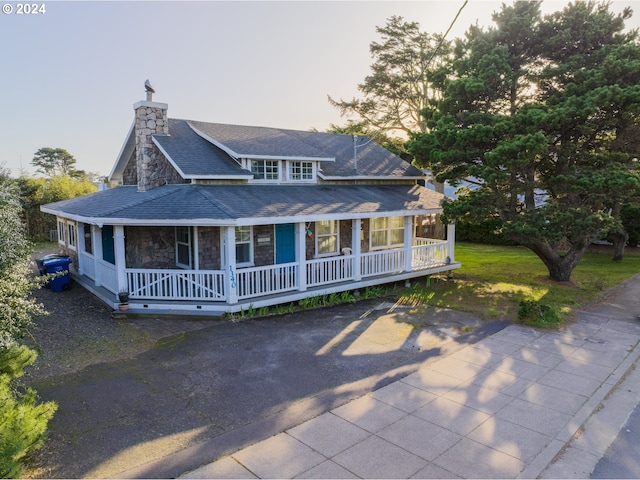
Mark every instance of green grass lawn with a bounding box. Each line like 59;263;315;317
399;242;640;327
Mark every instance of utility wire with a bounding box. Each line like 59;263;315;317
427;0;468;66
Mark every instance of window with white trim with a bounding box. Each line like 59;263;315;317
316;220;339;256
288;161;313;181
82;223;93;254
57;219;65;245
175;226;192;269
235;226;253;266
370;216;404;250
251;160;279;180
67;222;77;250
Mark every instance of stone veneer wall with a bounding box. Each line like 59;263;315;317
134;102;186;191
122;151;137;185
339;220;352;253
253;225;275;266
125;226;175;269
198;226;221;270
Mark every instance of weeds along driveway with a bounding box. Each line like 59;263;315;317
26;282;497;479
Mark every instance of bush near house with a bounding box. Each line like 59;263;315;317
0;180;56;478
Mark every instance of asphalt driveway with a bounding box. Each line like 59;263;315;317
27;293;500;479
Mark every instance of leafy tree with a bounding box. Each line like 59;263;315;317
329;16;452;138
19;175;98;241
0;179;56;477
31;147;82;178
0;181;46;346
409;0;640;281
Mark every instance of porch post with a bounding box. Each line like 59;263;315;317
296;222;307;292
224;226;238;304
447;222;456;263
93;225;102;287
114;225;127;295
77;223;86;275
192;226;200;270
352;218;361;281
404;216;413;272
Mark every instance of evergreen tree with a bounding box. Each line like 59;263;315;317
0;345;57;478
409;1;640;281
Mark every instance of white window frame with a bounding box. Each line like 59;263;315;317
57;219;66;245
287;161;315;182
67;222;77;250
250;159;280;181
315;220;339;257
175;226;192;269
370;216;405;250
235;225;254;267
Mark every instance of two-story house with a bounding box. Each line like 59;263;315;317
41;88;459;315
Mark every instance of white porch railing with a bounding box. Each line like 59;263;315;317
126;269;225;300
236;263;298;300
112;239;450;302
307;256;354;287
79;251;96;280
96;260;118;293
412;240;449;269
361;249;405;277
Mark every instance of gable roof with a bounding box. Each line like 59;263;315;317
110;119;424;182
41;184;444;226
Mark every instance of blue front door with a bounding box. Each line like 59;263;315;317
275;224;295;264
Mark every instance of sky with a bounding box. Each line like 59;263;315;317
1;0;639;178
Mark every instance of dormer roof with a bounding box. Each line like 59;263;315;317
109;118;424;182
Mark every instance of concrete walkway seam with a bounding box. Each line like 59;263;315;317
538;352;640;479
522;336;640;479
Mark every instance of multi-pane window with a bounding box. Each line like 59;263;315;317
316;220;339;256
235;226;252;265
251;160;279;180
175;226;192;269
371;216;404;249
57;219;65;244
67;223;77;249
289;161;313;181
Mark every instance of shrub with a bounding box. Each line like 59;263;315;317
517;300;561;329
0;344;57;478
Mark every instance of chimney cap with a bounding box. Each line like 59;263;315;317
144;79;155;101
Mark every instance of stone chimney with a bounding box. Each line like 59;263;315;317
133;81;169;192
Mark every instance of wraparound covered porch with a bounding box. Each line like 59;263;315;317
70;219;458;315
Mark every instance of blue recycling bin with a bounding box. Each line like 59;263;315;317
42;256;72;292
36;254;67;276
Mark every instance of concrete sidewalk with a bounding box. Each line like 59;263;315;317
179;278;640;479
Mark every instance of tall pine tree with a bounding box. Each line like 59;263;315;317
409;1;640;281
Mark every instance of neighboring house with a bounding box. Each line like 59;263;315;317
41;89;460;315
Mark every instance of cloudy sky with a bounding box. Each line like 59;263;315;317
1;0;638;177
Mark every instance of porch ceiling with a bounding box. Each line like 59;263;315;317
41;183;444;226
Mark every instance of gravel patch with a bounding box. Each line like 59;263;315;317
23;248;217;382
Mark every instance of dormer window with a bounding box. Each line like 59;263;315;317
251;160;279;180
288;161;313;181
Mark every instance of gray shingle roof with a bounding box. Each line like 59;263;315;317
153;120;251;177
42;184;444;225
174;120;423;178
